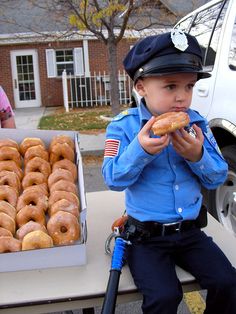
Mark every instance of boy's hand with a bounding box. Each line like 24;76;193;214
171;124;204;162
138;116;170;155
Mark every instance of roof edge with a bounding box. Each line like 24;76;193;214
0;28;169;45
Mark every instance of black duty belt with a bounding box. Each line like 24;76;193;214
127;216;198;237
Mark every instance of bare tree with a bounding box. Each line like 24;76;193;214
40;0;175;115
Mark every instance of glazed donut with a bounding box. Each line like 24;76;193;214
20;137;46;156
0;236;21;253
151;111;190;136
49;135;75;152
17;189;48;213
23;183;49;197
24;157;51;179
0;146;21;167
16;205;46;228
0;185;18;207
49;143;75;165
16;221;48;240
49;199;80;218
0;227;13;237
48;191;80;209
0;200;16;220
22;171;47;190
0;139;19;151
22;230;53;250
47;211;80;245
50;180;77;195
24;145;49;165
0;212;15;235
48;168;74;189
0;170;21;193
0;161;23;180
52;159;77;181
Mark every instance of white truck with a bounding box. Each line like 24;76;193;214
175;0;236;236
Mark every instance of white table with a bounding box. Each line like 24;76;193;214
0;191;235;314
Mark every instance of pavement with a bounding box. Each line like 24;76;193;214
13;107;106;156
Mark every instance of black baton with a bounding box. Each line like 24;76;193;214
101;237;129;314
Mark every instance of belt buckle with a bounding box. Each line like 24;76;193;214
162;221;182;236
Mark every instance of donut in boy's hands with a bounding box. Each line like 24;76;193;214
151;112;190;136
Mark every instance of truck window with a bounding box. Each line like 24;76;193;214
205;1;228;67
189;0;226;70
176;16;194;32
229;16;236;70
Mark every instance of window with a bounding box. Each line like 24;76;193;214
189;0;227;70
46;47;84;78
176;16;194;33
229;16;236;70
16;55;36;100
55;49;74;76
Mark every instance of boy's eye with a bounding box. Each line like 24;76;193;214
187;84;195;90
165;84;176;90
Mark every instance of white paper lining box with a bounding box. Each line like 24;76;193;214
0;128;87;272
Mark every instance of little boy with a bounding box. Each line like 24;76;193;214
102;30;236;314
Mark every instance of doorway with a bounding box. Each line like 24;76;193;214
11;49;41;108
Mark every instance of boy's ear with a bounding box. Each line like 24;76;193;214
135;79;146;97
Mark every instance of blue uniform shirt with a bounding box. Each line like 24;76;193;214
102;102;228;223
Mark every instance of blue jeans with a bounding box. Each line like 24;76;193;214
127;228;236;314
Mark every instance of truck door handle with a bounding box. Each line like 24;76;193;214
196;84;209;97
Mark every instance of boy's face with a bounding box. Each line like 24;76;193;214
135;73;198;116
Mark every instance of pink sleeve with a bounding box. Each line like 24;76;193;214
0;86;14;118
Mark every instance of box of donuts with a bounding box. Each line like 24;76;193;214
0;128;87;272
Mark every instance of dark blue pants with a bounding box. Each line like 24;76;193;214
127;228;236;314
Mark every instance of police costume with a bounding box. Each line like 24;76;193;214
102;30;236;314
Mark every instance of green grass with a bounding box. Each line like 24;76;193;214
38;107;112;132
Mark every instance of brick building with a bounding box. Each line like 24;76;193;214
0;36;136;108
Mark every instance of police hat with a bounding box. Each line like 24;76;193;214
123;30;211;82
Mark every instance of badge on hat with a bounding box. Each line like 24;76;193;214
171;29;188;51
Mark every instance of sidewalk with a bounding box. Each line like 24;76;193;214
14;107;106;155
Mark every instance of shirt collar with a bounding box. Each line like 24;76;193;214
138;99;152;128
187;109;205;124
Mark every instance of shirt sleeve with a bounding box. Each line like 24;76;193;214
0;87;14;121
186;121;228;189
102;120;156;191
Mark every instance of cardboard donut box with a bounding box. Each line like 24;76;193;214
0;128;87;272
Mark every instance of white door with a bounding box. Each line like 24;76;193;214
11;49;41;108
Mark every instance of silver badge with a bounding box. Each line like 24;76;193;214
171;29;188;51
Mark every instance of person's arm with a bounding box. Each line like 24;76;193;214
171;123;228;189
186;138;228;189
1;116;16;128
102;118;169;190
0;87;16;129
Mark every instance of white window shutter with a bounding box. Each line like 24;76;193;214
46;49;57;78
73;48;84;76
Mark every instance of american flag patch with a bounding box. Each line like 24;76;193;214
104;139;120;158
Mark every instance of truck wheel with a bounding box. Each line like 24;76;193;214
208;145;236;235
